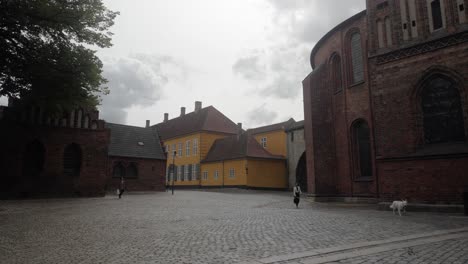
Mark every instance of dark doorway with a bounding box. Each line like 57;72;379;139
63;143;82;177
23;140;45;178
295;152;308;192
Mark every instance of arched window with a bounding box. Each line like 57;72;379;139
76;109;83;128
113;162;125;178
83;115;90;129
23;140;45;178
330;53;342;92
377;19;384;48
349;32;364;84
385;17;392;46
421;75;465;144
352;120;372;179
63;143;82;177
126;163;138;178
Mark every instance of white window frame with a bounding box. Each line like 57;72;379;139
177;166;182;181
178;143;183;157
214;170;219;180
172;144;176;155
261;137;267;148
229;168;235;178
184;165;189;181
193;138;198;155
202;171;208;181
192;164;197;180
427;0;446;32
186;140;190;156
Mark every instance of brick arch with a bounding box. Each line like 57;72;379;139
410;66;467;145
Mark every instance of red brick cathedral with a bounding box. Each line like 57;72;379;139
303;0;468;204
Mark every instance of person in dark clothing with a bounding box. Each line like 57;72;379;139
118;176;125;199
293;183;302;208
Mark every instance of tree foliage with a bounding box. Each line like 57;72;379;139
0;0;119;112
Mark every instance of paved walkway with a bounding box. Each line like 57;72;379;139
0;190;467;264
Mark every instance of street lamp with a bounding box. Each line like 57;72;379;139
171;150;176;195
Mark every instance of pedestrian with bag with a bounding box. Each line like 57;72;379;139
293;183;302;208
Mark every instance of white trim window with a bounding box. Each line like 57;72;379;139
185;165;190;181
192;164;198;180
214;170;219;180
229;168;235;178
166;145;170;153
178;143;183;157
177;166;182;181
186;140;190;156
193;138;198;155
172;144;176;156
202;171;208;181
261;137;267;148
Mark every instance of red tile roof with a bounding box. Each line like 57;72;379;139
202;132;285;163
247;118;295;135
154;106;238;140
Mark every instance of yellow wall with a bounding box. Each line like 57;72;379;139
163;132;232;186
254;130;287;156
200;159;247;186
246;159;288;188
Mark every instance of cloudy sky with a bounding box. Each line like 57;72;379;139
1;0;365;129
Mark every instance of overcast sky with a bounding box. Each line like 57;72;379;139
1;0;366;129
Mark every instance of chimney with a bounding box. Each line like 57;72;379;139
146;120;150;127
194;101;202;112
180;107;186;116
164;113;168;122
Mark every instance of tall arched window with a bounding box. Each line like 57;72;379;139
349;32;364;84
113;162;125;178
421;75;465;144
330;53;342;92
352;120;372;179
377;19;385;48
126;163;138;178
63;143;82;177
23;140;45;178
385;17;392;46
427;0;446;32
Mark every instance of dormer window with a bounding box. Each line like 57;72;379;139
138;141;144;146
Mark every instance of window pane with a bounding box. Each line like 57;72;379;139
431;0;443;30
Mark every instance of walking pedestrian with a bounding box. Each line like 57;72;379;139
293;183;302;208
118;176;125;199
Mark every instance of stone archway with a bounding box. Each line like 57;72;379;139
295;152;307;192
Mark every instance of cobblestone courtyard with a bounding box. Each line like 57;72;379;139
1;190;467;264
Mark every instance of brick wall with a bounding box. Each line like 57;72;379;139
107;157;166;192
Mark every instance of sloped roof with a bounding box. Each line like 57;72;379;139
247;118;296;135
154;106;238;140
106;123;166;160
202;133;285;163
285;120;304;132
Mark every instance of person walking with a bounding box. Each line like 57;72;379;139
293;183;302;208
118;176;125;199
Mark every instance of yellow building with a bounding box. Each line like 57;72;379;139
247;118;295;157
200;132;288;189
154;101;239;187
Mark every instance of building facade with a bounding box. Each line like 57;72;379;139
106;123;166;192
303;0;468;203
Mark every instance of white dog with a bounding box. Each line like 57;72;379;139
390;200;407;216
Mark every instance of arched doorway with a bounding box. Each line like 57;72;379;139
23;140;45;178
295;152;308;192
63;143;82;177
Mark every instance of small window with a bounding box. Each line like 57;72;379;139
193;164;199;180
137;142;144;146
184;165;190;181
460;4;465;11
385;17;392;46
202;171;208;181
330;53;342;92
214;170;219;180
126;163;138;178
185;140;190;156
229;168;235;178
113;162;125;178
290;132;294;142
261;137;267;148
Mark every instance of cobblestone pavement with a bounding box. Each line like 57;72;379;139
1;190;467;264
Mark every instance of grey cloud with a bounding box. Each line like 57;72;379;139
99;54;188;124
232;54;266;81
260;77;301;99
246;104;278;127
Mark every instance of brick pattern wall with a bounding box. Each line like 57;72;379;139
107;157;166;192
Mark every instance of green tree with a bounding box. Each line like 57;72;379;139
0;0;118;113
